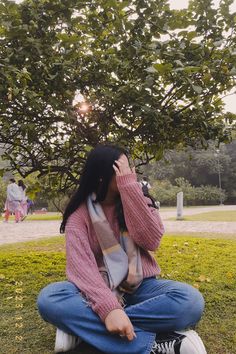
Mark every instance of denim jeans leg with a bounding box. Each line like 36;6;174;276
37;281;155;354
124;277;205;333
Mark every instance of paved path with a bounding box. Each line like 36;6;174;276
0;205;235;245
160;204;236;219
164;220;236;234
161;205;236;235
0;220;61;245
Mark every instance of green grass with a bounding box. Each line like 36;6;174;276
0;212;62;222
24;213;62;221
160;205;221;211
0;235;236;354
169;210;236;222
165;231;236;240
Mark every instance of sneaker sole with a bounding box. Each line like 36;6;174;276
54;329;82;353
177;330;207;354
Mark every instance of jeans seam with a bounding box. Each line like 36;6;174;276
145;332;156;354
127;294;164;316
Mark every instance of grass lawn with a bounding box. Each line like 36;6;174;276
0;234;235;354
169;210;236;222
0;212;62;222
160;205;222;211
165;231;236;240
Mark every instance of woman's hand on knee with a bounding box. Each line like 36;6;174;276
104;309;136;341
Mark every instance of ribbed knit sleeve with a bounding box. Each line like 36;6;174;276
65;211;123;322
116;173;165;251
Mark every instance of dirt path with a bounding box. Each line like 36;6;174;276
0;205;235;245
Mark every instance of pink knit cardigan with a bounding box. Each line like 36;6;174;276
65;173;165;322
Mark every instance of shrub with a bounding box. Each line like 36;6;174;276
150;178;226;206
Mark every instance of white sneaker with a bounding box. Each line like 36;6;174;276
151;329;207;354
54;328;81;353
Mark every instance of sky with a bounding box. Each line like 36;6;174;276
13;0;236;113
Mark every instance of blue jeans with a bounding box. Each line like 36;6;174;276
37;277;204;354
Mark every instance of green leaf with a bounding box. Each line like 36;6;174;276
184;66;201;73
153;63;173;74
187;31;197;40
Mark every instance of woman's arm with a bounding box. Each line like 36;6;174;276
65;216;123;322
118;174;164;251
113;156;164;251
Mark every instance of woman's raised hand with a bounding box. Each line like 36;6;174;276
104;309;136;341
113;155;135;176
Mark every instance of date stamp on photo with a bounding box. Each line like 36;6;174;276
14;280;24;343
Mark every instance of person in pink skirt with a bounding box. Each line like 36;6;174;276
18;180;28;220
4;178;22;223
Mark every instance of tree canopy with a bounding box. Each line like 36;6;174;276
0;0;236;192
142;139;236;203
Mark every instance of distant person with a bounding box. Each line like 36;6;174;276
37;145;206;354
27;199;34;214
140;176;160;209
4;178;22;223
18;180;28;220
140;176;151;195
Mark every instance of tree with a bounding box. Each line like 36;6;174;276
141;140;236;203
0;0;236;193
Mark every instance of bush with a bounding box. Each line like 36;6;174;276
194;185;226;205
150;178;226;206
150;180;178;206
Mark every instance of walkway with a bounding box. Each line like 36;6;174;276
161;205;236;235
0;205;235;245
0;220;61;245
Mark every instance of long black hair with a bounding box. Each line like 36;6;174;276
60;145;128;233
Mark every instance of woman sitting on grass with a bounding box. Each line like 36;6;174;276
37;145;206;354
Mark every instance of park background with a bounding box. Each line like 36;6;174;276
0;0;236;353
